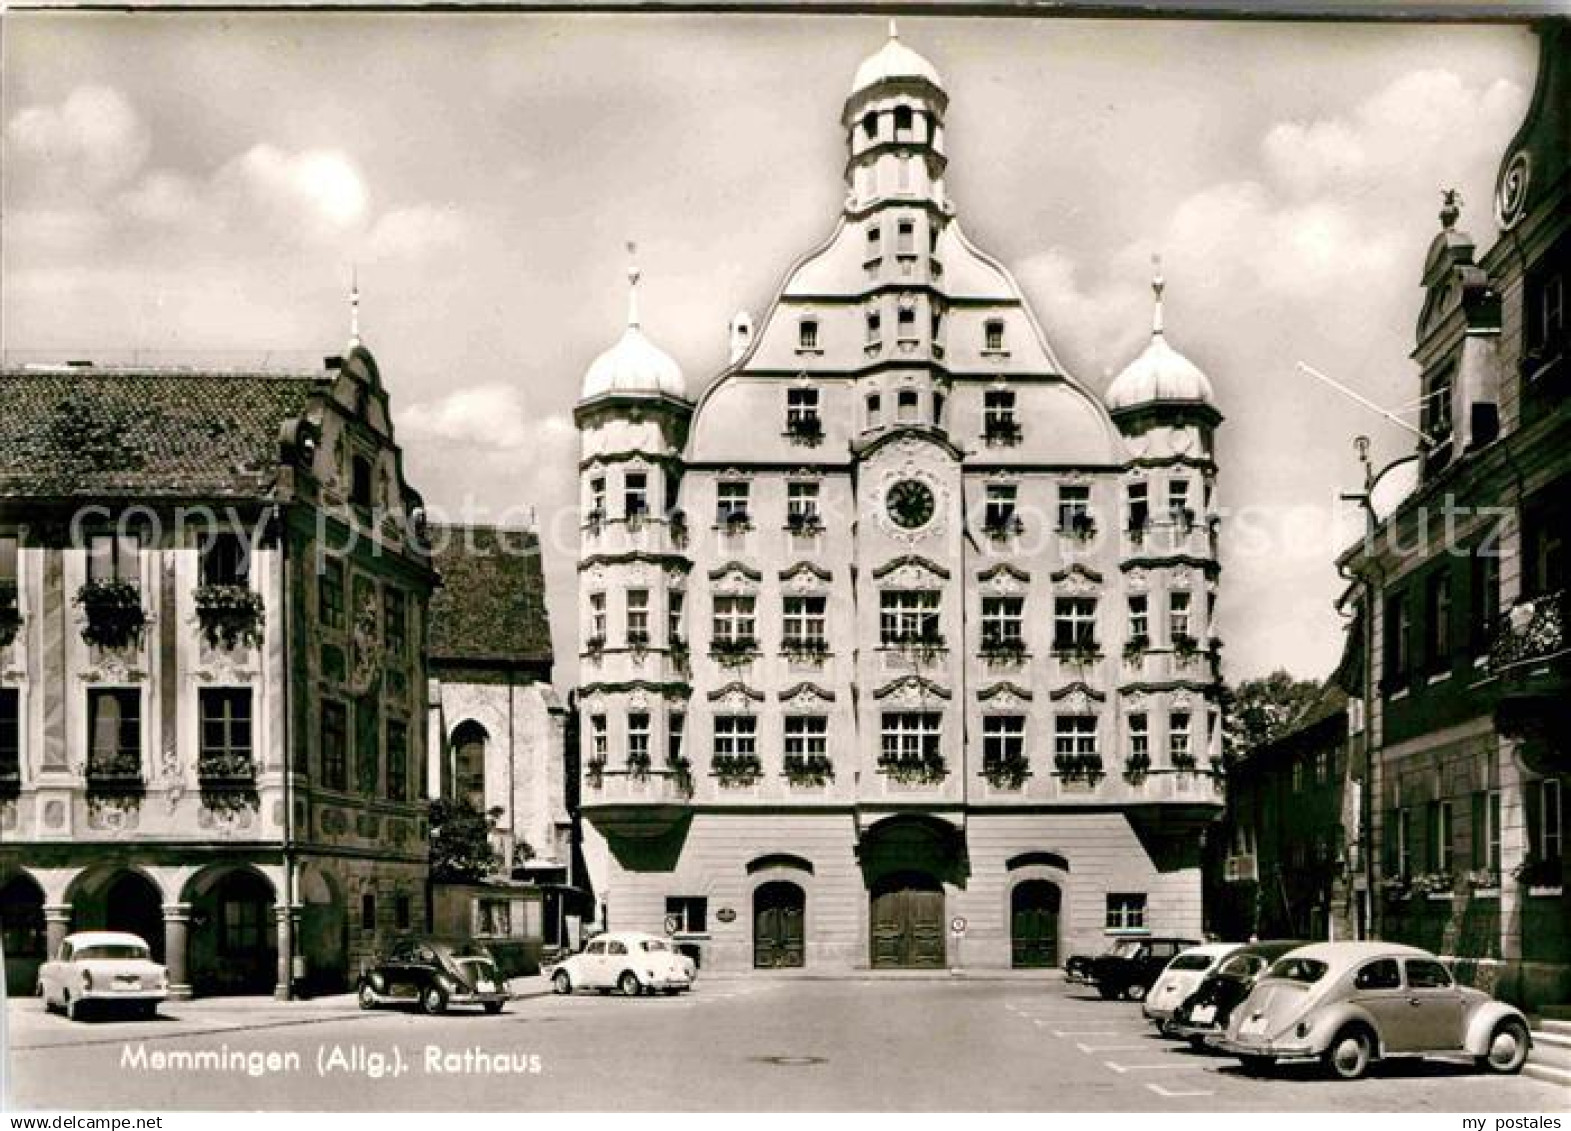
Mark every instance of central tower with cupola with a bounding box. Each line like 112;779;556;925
575;28;1224;973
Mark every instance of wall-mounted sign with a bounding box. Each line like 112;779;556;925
950;916;967;935
664;914;681;936
716;907;737;924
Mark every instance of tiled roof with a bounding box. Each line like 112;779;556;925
427;523;553;670
0;368;321;499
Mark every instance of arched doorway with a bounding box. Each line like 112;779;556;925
1;873;46;994
753;881;805;969
299;866;348;996
870;871;945;969
103;872;165;962
1010;879;1061;968
190;868;276;996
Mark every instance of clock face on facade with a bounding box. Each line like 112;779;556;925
886;479;936;529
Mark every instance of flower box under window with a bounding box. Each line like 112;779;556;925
1173;633;1203;660
194;584;265;651
980;637;1027;664
887;630;947;659
1123;635;1151;662
1054;752;1103;780
712;753;762;787
626;750;652;780
1124;750;1152;782
85;751;144;799
782;637;830;660
584;636;607;656
785;415;825;444
1514;855;1563;889
785;512;824;535
982;752;1030;790
1053;640;1103;665
983;421;1022;447
878;752;946;785
711;637;759;665
721;511;753;533
1061;513;1098;540
586;759;605;788
627;630;651;651
76;580;147;651
982;515;1025;539
784;752;833;786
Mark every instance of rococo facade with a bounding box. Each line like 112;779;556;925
575;29;1227;971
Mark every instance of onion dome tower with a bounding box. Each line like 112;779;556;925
575;247;694;815
1107;264;1224;771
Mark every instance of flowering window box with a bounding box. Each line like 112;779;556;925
982;515;1025;540
626;752;651;781
712;753;762;787
1122;635;1151;663
982;753;1030;790
784;752;833;786
878;753;947;785
76;580;147;651
782;637;830;662
710;637;759;666
1060;514;1098;541
785;415;825;445
1052;641;1103;665
194;584;265;651
1054;753;1103;781
785;512;825;536
979;638;1027;664
983;421;1022;447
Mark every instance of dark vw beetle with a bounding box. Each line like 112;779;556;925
357;937;510;1015
1167;939;1307;1047
1215;941;1531;1080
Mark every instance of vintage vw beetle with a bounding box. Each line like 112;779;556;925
1214;941;1531;1080
1166;939;1307;1047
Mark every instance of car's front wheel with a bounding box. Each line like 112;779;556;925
552;970;573;996
1238;1054;1275;1077
421;986;447;1016
617;971;642;997
1481;1019;1529;1075
1096;984;1118;1000
65;993;82;1023
1324;1026;1374;1081
357;983;378;1011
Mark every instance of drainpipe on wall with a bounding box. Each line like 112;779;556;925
276;503;297;1001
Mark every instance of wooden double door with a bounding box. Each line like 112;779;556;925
1010;879;1061;968
870;873;945;969
754;881;806;968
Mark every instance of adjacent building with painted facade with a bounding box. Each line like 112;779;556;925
0;335;435;999
574;29;1226;972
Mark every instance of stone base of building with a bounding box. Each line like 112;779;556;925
586;808;1205;973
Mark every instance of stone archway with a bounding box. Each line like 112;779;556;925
68;868;166;963
185;865;277;996
870;871;945;969
299;865;348;996
1;871;46;994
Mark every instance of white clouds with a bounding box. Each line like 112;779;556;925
367;204;465;259
396;383;557;451
5;85;150;196
216;144;370;236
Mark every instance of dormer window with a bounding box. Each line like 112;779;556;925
896;389;919;423
798;317;820;352
1421;366;1455;475
351;455;374;508
984;319;1006;353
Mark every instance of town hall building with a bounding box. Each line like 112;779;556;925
574;28;1226;971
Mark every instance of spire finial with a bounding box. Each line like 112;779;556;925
890;17;900;40
1439;187;1462;230
1151;253;1166;337
349;266;362;347
625;240;641;329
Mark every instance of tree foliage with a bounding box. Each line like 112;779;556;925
428;798;505;882
1221;669;1324;764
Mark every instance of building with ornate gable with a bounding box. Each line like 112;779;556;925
574;29;1227;971
0;331;436;999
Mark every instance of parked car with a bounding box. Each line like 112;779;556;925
38;931;168;1021
1213;941;1532;1080
357;936;509;1015
1063;949;1100;985
1167;940;1307;1047
1142;942;1241;1032
1090;936;1202;1001
550;930;695;996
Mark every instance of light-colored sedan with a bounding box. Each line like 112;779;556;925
1143;942;1241;1032
1214;941;1531;1080
549;931;694;997
38;931;168;1021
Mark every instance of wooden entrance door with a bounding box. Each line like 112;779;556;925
870;873;945;969
1010;879;1061;968
753;881;806;968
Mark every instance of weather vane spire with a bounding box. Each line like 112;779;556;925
1440;187;1462;230
349;266;361;347
626;241;641;329
1151;253;1166;337
889;17;899;40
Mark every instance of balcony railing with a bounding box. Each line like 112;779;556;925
1490;590;1566;673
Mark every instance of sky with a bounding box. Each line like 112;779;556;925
0;12;1538;690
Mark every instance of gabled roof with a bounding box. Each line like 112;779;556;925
0;368;320;500
426;523;553;671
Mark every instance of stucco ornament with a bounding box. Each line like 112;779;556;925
978;564;1029;597
1496;151;1530;230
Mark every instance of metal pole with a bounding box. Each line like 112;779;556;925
1294;363;1431;445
